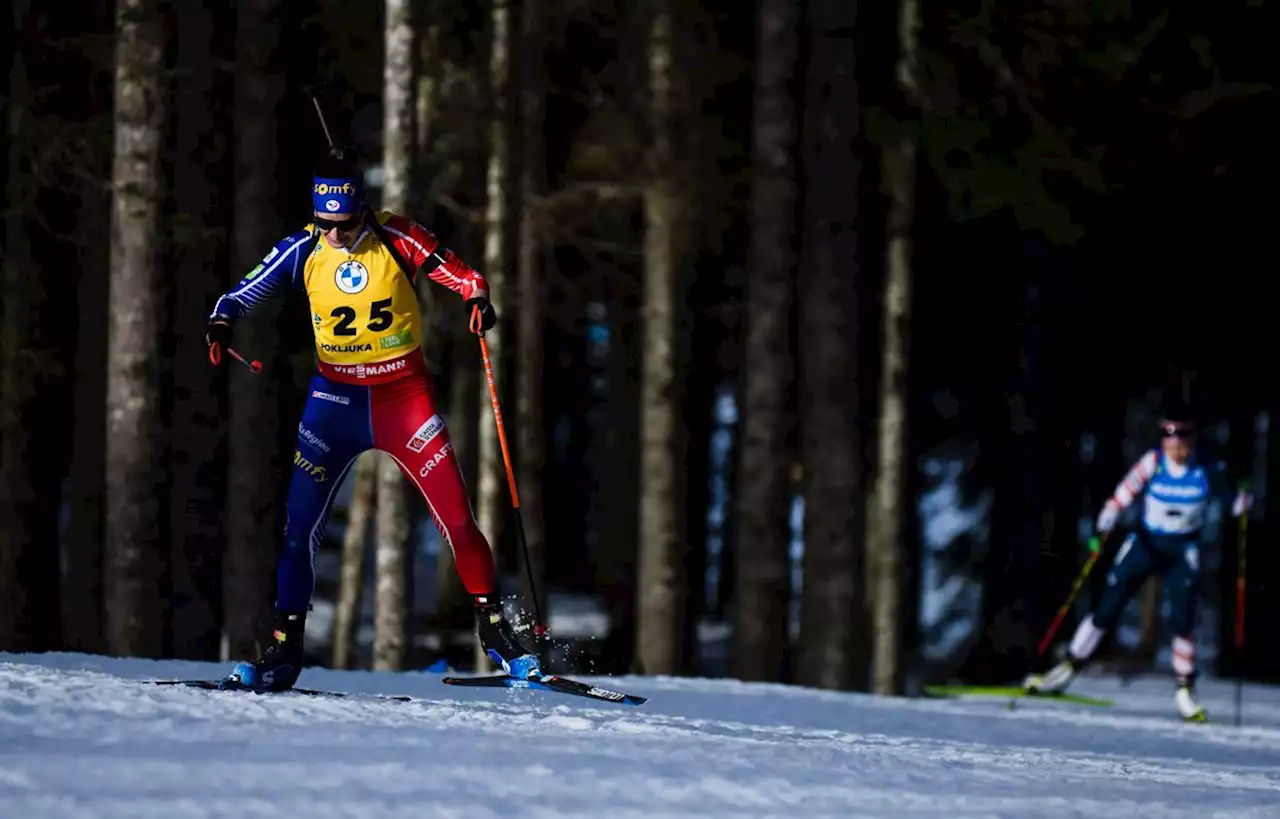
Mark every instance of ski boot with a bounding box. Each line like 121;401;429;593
1022;657;1079;695
474;594;542;679
226;611;306;692
1175;675;1207;723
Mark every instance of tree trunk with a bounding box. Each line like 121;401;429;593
730;0;802;683
371;0;417;674
865;0;921;698
63;25;113;655
332;452;378;669
515;0;547;621
598;313;642;673
225;0;284;658
0;0;53;653
412;15;441;218
412;16;443;368
1;6;105;655
104;0;168;658
796;0;868;691
374;458;412;669
1;0;31;652
635;2;692;676
407;8;471;658
474;0;516;672
168;0;229;660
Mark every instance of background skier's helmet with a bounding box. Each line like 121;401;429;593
1158;400;1197;440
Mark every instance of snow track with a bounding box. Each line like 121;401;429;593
2;653;1278;818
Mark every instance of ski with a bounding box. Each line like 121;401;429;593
923;684;1114;708
442;673;647;706
149;679;412;702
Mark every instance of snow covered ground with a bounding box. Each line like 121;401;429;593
2;653;1279;818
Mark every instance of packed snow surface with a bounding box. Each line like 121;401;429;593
2;652;1279;818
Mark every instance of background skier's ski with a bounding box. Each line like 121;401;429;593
924;684;1113;707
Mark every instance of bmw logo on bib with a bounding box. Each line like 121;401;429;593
335;260;369;295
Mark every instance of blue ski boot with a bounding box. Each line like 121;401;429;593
474;594;542;679
226;611;306;692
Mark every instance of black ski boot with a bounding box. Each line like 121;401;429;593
474;594;542;679
226;611;306;692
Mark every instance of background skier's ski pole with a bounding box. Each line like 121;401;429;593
1235;485;1248;727
1037;533;1107;657
472;305;548;640
1010;532;1107;710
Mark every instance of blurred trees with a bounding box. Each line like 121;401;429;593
372;0;416;673
729;0;801;684
634;0;695;677
867;0;921;697
473;0;514;672
224;0;286;660
103;0;167;658
795;0;868;691
169;0;231;660
1;0;1277;690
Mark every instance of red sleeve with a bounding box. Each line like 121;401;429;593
1103;449;1160;513
382;213;489;301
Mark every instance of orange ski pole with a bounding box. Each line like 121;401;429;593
472;305;546;638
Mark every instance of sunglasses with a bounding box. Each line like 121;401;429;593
315;214;363;232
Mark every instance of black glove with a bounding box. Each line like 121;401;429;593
465;296;496;334
205;316;231;365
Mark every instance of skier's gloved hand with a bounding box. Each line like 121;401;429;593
1095;502;1119;536
466;295;496;334
205;316;232;366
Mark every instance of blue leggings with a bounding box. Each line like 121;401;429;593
1092;528;1200;636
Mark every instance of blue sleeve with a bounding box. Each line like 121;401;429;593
209;230;314;323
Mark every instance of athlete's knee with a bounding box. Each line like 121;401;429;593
1171;634;1197;679
1090;586;1130;631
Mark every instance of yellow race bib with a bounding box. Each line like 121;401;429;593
304;214;422;371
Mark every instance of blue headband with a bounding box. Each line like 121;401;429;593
313;176;364;215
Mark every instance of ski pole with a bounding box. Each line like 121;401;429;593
1235;484;1249;727
472;305;547;639
1036;532;1108;657
1008;532;1108;711
208;342;263;374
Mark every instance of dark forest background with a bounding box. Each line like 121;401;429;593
2;0;1278;694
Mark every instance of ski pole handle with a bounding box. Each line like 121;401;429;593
209;342;262;374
